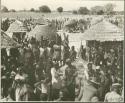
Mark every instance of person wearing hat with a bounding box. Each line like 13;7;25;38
64;58;77;101
104;83;123;102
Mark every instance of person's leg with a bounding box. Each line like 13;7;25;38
40;93;48;101
51;87;60;101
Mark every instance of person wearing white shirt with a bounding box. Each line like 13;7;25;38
51;62;61;100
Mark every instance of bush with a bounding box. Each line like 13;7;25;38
39;5;51;13
1;6;8;12
78;7;89;15
57;7;63;13
30;8;35;12
72;10;77;14
10;9;16;12
91;6;104;15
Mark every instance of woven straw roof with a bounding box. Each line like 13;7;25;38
34;18;49;25
28;24;57;41
6;20;28;33
81;20;124;41
1;30;20;48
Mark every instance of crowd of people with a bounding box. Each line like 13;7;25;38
1;16;124;102
78;42;124;102
1;35;78;101
1;35;124;102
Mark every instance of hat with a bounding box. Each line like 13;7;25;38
112;83;121;88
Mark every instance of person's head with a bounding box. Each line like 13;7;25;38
35;64;39;69
10;71;16;79
65;58;71;66
111;83;121;93
71;46;75;50
87;62;93;70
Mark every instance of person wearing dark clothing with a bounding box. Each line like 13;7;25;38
69;46;77;62
65;59;77;101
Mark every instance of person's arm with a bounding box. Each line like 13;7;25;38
34;80;44;91
34;80;44;87
104;93;108;102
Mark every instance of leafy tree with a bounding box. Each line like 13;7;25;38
39;5;51;13
91;6;104;15
104;3;115;15
78;7;89;15
57;7;63;13
72;10;77;14
1;6;8;12
10;9;16;12
30;8;35;12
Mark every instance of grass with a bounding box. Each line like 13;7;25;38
1;12;80;19
1;11;103;19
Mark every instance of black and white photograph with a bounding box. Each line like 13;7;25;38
0;0;124;102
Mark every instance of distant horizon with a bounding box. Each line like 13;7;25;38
2;0;124;11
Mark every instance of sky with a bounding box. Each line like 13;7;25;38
1;0;124;11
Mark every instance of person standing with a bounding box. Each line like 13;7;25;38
69;46;77;62
51;62;62;101
65;59;77;101
77;77;99;102
104;83;123;102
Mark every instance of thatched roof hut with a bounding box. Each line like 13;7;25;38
1;30;20;48
81;20;124;41
7;20;28;33
28;23;58;41
34;18;49;25
6;20;28;38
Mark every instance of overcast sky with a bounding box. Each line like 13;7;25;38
1;0;124;11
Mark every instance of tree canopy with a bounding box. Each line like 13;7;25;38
39;5;51;13
57;7;63;13
78;7;90;15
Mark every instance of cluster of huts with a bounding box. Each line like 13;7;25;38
1;17;124;52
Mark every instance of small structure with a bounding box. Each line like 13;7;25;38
6;20;28;42
28;21;58;42
1;30;20;48
81;19;124;47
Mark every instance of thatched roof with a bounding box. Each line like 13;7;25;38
28;24;58;41
1;30;20;48
6;20;28;33
81;20;124;41
34;18;49;25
